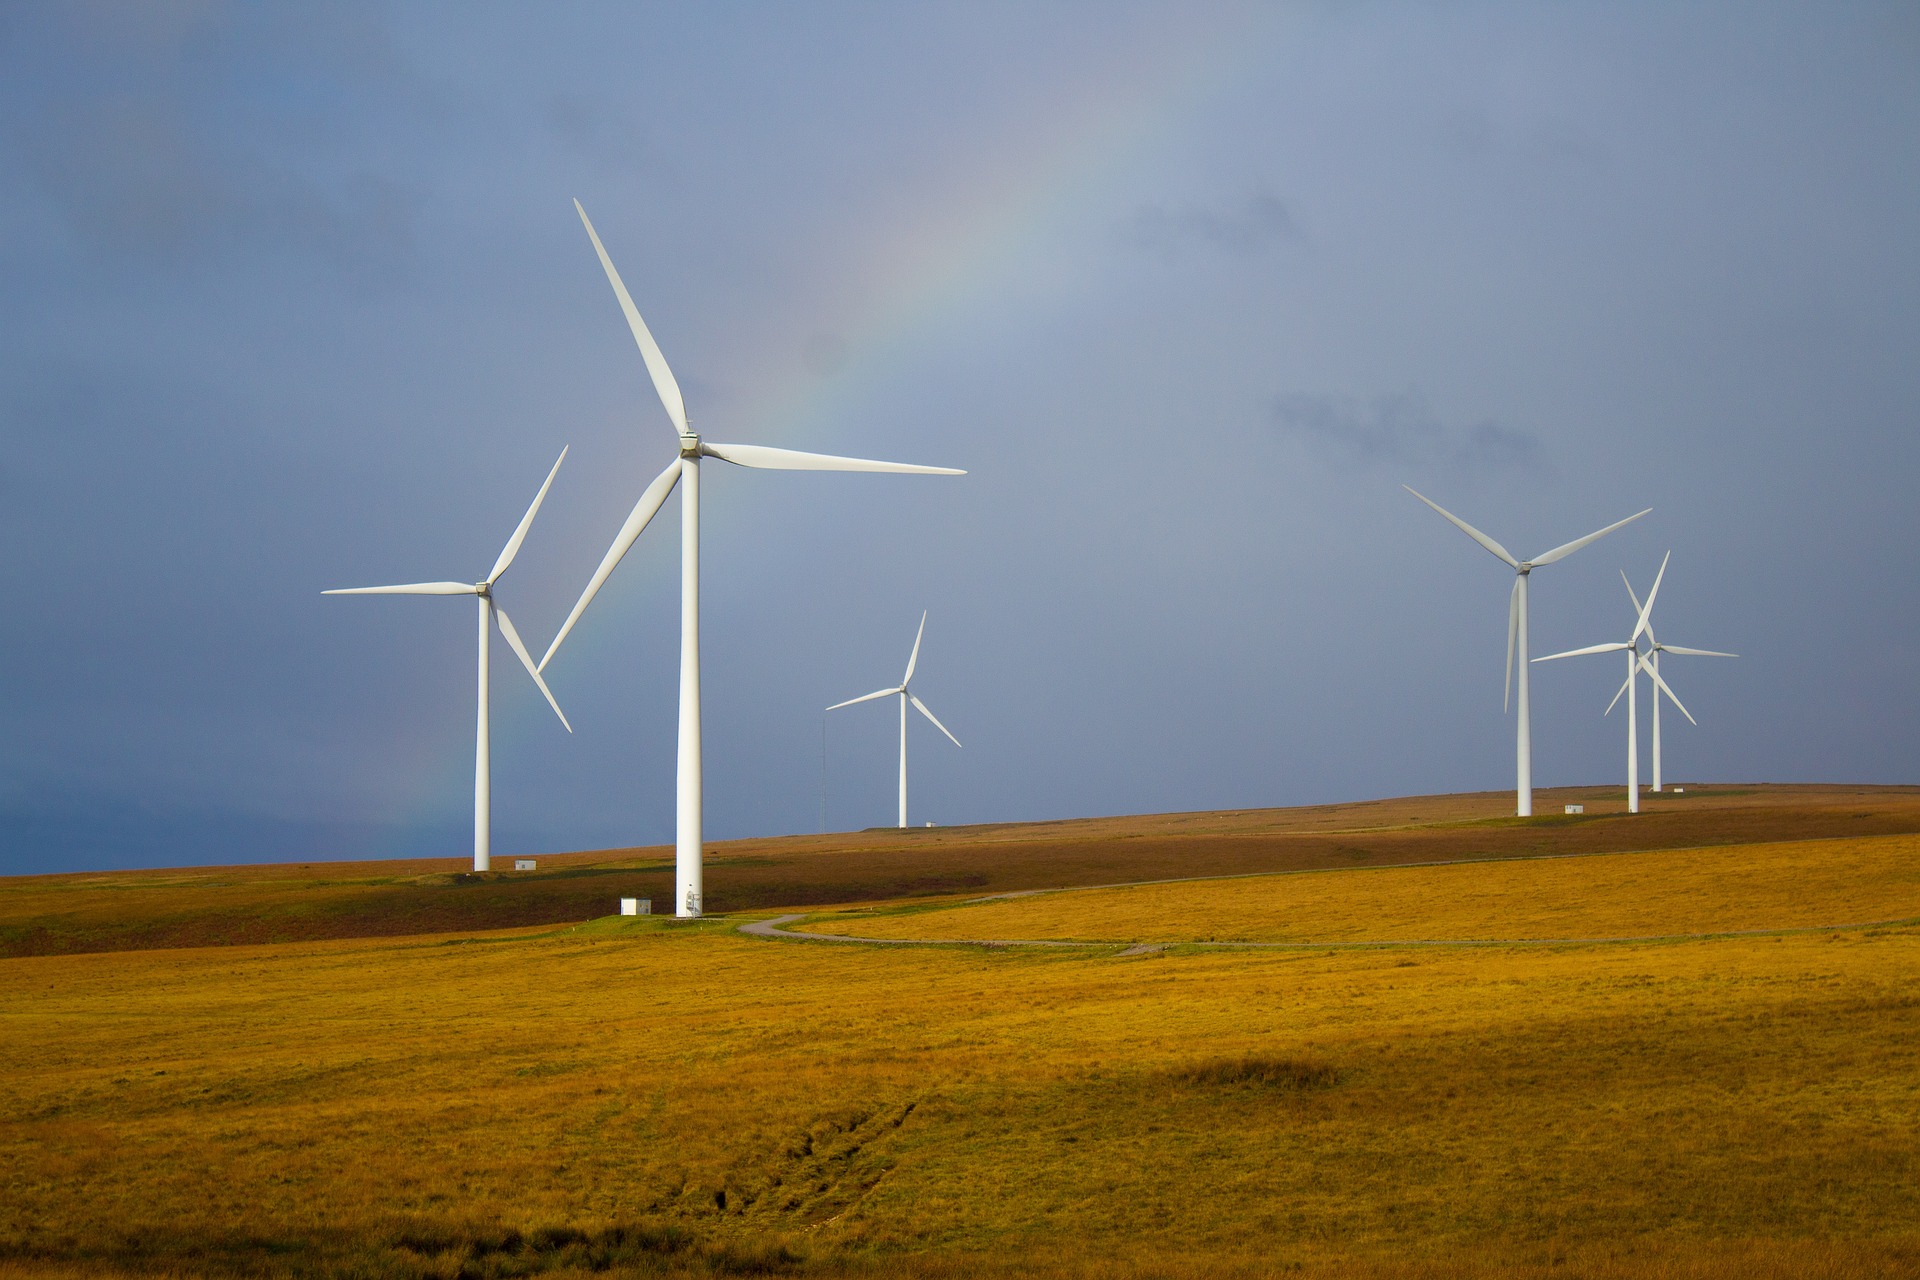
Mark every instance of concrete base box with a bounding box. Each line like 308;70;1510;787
620;898;652;917
1564;804;1584;814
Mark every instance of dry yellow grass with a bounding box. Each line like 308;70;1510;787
13;784;1920;960
808;834;1920;944
2;834;1917;1276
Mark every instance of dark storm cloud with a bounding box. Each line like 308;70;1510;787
1125;189;1297;258
1274;392;1544;474
16;96;418;272
1;2;420;273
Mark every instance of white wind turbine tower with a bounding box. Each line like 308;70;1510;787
1620;565;1737;792
325;449;573;872
827;612;962;829
1404;487;1650;817
1531;552;1694;814
539;201;965;918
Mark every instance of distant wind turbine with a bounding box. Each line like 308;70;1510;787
325;449;573;872
1404;486;1650;816
1531;552;1692;814
827;612;962;829
538;201;964;917
1621;565;1737;792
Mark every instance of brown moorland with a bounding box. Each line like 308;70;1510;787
1;788;1916;1278
5;783;1919;958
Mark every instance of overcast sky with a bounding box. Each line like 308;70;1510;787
3;2;1916;874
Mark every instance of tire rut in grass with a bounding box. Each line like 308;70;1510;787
706;1099;921;1230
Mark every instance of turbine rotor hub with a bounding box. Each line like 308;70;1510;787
475;582;491;598
678;430;701;458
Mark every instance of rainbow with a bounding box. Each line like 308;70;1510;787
397;10;1286;847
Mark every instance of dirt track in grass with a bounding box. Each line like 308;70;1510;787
771;832;1920;947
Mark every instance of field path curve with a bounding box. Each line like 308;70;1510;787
737;913;1090;948
737;910;1920;951
740;833;1920;951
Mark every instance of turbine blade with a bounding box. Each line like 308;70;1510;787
699;441;964;475
574;200;688;436
826;687;899;712
1504;578;1518;713
1659;645;1738;658
903;611;927;684
1532;641;1631;662
1529;508;1651;567
495;606;572;732
1603;669;1632;717
1621;570;1656;645
323;582;476;596
1621;571;1645;615
539;456;682;671
909;694;962;748
1630;551;1671;644
488;446;569;585
1639;652;1696;724
1402;485;1519;567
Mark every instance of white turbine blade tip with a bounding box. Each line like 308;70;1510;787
1504;579;1518;713
538;457;682;671
826;687;899;712
489;445;569;585
1530;508;1652;568
324;582;476;596
574;200;689;435
910;694;962;748
1401;485;1519;567
1631;551;1672;643
1533;641;1628;663
701;441;963;475
497;607;572;732
903;611;927;684
1640;655;1696;725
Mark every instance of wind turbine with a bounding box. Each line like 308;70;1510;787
1404;486;1650;816
325;449;573;872
1531;552;1693;813
538;201;964;917
1621;566;1737;792
827;612;962;829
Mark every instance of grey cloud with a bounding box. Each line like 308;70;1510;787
16;95;419;274
1127;189;1296;258
543;91;650;160
1274;392;1544;474
2;3;422;277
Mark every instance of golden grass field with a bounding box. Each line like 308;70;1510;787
3;788;1918;1278
10;785;1918;958
801;833;1920;944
